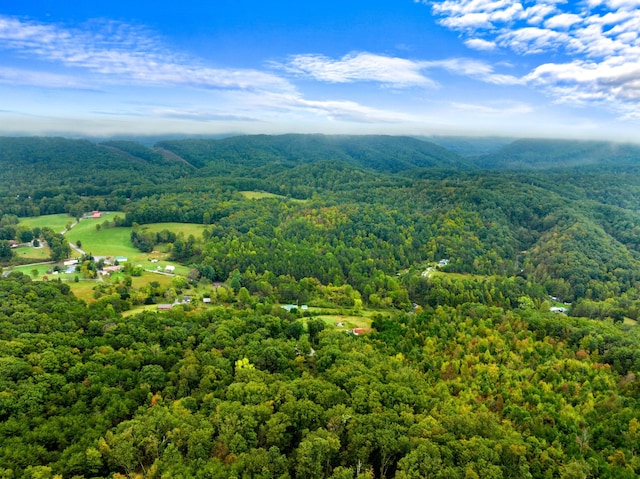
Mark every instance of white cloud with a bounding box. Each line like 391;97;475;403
497;27;571;54
465;38;498;50
544;13;584;29
283;52;521;88
424;0;640;117
0;15;292;92
282;52;438;88
225;90;420;124
425;58;522;84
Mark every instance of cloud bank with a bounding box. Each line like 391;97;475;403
420;0;640;116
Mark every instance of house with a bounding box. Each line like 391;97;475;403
352;328;372;335
165;265;175;273
115;256;128;263
91;210;101;219
438;259;450;267
9;240;18;248
158;304;173;311
63;259;78;266
203;297;211;304
550;307;568;314
102;265;123;273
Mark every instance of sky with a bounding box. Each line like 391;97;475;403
1;0;640;140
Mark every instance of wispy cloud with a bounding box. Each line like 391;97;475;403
280;52;438;88
226;89;420;124
465;38;497;51
282;52;519;87
0;67;90;89
451;100;533;115
151;108;259;122
420;0;640;116
0;15;292;92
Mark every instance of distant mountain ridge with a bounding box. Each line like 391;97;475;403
155;134;472;173
474;138;640;169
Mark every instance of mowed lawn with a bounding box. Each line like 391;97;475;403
19;214;74;233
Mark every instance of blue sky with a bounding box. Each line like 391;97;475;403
1;0;639;140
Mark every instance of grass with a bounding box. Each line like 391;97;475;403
10;264;52;279
68;281;99;302
19;214;74;233
122;305;162;317
65;219;204;267
240;191;288;200
312;315;372;330
137;222;207;238
13;245;51;261
240;191;306;202
65;220;139;259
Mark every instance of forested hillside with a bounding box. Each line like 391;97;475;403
0;275;639;478
473;139;640;170
1;134;640;478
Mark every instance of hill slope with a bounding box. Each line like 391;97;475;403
156;134;472;173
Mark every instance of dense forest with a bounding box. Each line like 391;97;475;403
1;134;640;478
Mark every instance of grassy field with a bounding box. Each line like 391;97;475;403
10;264;53;279
65;220;139;259
136;222;207;238
121;305;163;317
13;245;51;261
240;191;288;200
19;214;74;233
240;191;306;202
68;281;99;301
65;219;204;267
312;315;372;331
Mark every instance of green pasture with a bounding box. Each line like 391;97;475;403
69;281;98;302
240;191;287;200
19;214;74;233
10;264;53;280
65;220;139;259
13;245;51;261
133;271;176;288
121;304;163;317
136;222;207;238
240;191;306;202
312;315;372;331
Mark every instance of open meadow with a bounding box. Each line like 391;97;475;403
240;191;306;202
19;213;74;233
65;218;138;259
12;245;51;262
135;222;207;238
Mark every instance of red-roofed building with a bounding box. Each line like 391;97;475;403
352;328;372;336
91;211;101;219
